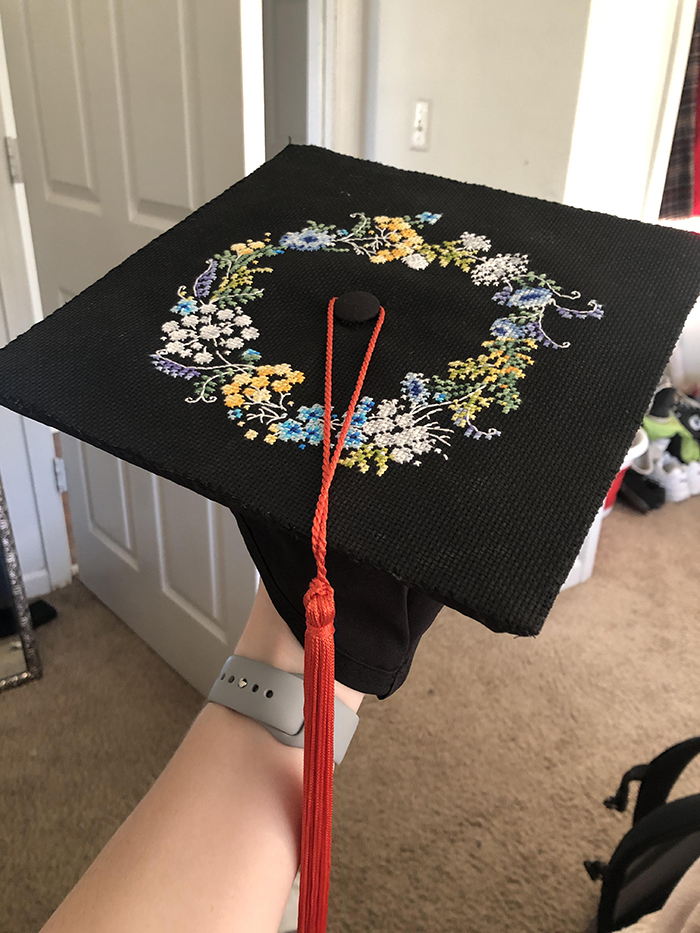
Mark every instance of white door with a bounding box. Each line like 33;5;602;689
0;0;259;694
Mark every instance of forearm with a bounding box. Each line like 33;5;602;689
41;584;363;933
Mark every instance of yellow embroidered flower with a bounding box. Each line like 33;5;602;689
224;393;245;407
387;232;401;243
222;384;236;395
247;388;270;403
289;371;305;384
243;386;257;398
244;429;258;440
230;242;246;252
232;373;251;386
373;215;390;225
250;375;269;388
273;363;292;375
257;365;277;377
264;433;278;444
248;241;266;250
271;379;292;392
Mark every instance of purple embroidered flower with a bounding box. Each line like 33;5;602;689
492;285;513;305
150;355;200;380
194;259;218;298
490;318;524;339
279;228;335;251
506;286;553;309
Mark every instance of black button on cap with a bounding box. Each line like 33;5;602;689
334;291;381;323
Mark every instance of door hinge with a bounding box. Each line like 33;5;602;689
53;457;68;495
4;136;23;185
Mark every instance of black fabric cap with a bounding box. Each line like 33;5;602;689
1;144;700;690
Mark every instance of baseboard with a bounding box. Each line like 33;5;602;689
22;569;52;600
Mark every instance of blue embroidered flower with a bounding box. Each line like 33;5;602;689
490;318;525;339
336;229;348;236
506;286;553;309
277;419;305;442
418;212;441;224
227;409;243;420
241;349;261;362
297;403;324;423
343;427;366;449
434;391;447;403
401;373;429;404
279;228;335;251
172;297;197;316
305;422;323;445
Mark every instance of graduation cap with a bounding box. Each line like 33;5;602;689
2;144;700;932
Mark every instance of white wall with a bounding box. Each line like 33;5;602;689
365;0;591;201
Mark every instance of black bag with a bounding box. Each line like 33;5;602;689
584;737;700;932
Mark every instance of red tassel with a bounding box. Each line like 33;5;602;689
297;298;384;933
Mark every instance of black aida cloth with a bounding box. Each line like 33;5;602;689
1;144;699;695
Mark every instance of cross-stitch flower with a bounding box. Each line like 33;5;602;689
402;253;430;270
277;419;305;441
401;372;430;404
217;308;235;321
305;422;323;445
343;427;366;449
224;338;243;351
471;253;528;286
418;212;441;224
182;316;198;329
165;340;188;356
199;302;218;315
244;429;258;440
234;314;252;326
224;394;245;407
507;286;553;309
250;375;269;388
391;448;414;464
242;349;261;361
271;379;292;392
280;228;336;250
194;259;217;299
460;232;491;252
172;297;197;315
240;326;260;340
298;404;324;422
199;324;221;340
194;350;214;364
162;320;179;333
490;318;525;339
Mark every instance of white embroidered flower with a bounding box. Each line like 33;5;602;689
194;350;214;364
182;316;198;329
375;399;398;419
220;324;234;336
402;253;429;270
169;328;188;341
162;320;179;333
199;302;218;315
240;326;259;340
471;252;528;286
217;308;235;321
199;324;222;340
234;314;252;326
224;337;244;350
460;232;491;252
390;448;414;464
191;341;203;350
164;340;186;354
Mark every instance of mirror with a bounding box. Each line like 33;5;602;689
0;471;41;691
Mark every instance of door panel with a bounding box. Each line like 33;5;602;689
2;0;257;692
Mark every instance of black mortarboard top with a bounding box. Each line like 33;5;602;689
2;143;700;931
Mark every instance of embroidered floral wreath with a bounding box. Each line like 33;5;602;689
151;212;603;476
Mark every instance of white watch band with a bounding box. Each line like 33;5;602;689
208;655;359;765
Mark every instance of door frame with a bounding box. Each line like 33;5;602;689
0;13;72;596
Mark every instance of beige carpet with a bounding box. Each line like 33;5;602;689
2;498;700;933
